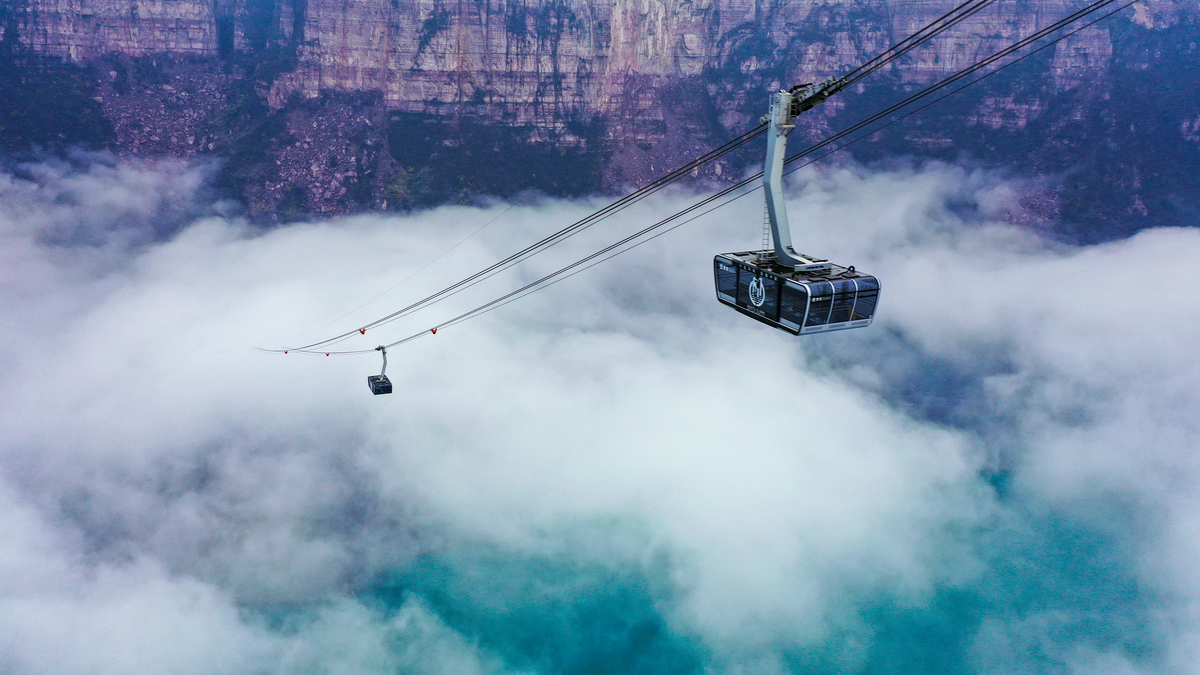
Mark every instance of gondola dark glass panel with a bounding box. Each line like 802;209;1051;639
735;271;780;322
735;269;754;307
715;260;737;302
806;281;832;327
368;375;393;395
780;284;808;330
830;280;857;323
853;278;879;320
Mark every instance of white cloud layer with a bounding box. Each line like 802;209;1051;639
0;156;1197;674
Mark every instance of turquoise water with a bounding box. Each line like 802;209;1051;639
246;495;1162;674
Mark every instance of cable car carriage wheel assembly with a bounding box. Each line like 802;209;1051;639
714;79;880;335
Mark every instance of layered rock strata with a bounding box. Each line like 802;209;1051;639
1;0;1196;234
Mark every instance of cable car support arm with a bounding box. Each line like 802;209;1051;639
763;77;846;269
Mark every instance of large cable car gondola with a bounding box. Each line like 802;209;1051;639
367;346;393;395
715;80;880;334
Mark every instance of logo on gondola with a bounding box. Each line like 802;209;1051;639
748;277;766;307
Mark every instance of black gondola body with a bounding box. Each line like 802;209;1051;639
368;374;393;395
714;252;879;334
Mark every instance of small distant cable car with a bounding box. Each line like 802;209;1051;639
716;79;879;334
368;346;393;395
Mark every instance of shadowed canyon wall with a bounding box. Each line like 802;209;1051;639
1;0;1196;237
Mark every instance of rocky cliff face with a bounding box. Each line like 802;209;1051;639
1;0;1196;238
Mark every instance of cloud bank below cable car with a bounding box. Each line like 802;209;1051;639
1;156;1199;674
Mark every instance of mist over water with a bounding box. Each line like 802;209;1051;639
1;156;1198;674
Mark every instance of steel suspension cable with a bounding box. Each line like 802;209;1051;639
350;0;1131;349
784;0;1125;172
843;0;999;86
271;124;769;353
842;0;989;80
472;0;1141;320
268;1;1009;355
271;0;1122;355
